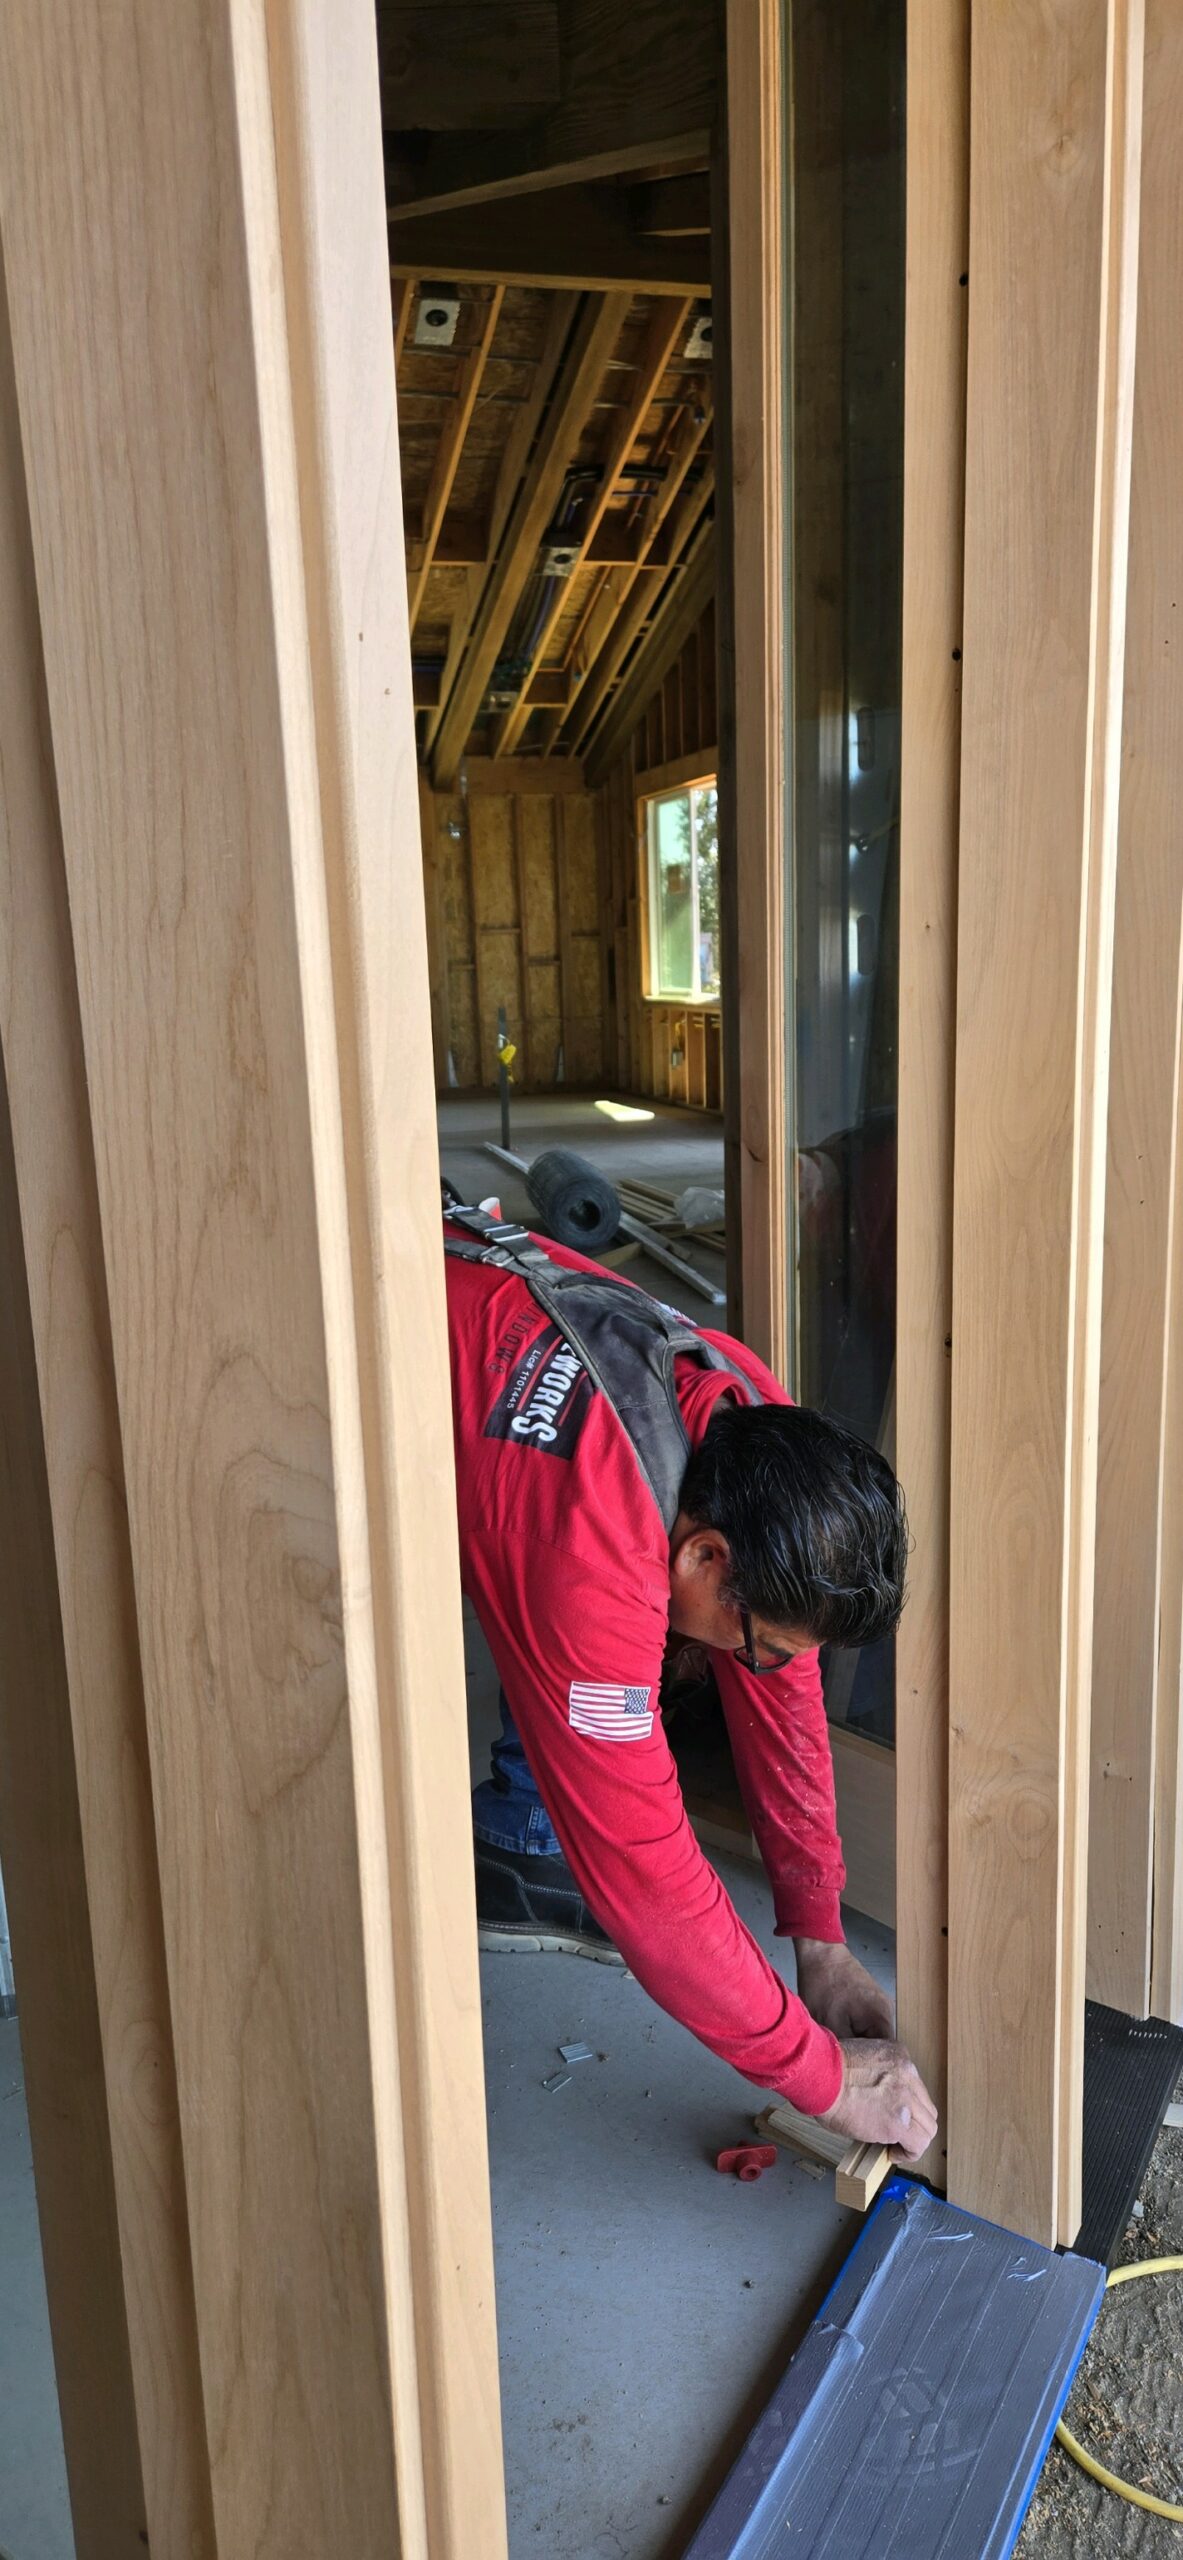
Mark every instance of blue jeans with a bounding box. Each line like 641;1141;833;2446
472;1691;562;1857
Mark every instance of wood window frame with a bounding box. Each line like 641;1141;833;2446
636;759;722;1015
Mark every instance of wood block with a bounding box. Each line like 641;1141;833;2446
755;2101;849;2171
756;2105;894;2213
834;2143;894;2213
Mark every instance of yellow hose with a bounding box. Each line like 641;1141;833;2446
1054;2255;1183;2522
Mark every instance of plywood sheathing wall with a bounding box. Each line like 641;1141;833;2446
421;590;720;1105
422;765;605;1091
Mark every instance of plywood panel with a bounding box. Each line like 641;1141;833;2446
1090;0;1183;2017
0;0;505;2547
446;965;480;1089
561;793;602;936
518;794;559;956
948;0;1143;2244
470;793;519;929
477;928;527;1085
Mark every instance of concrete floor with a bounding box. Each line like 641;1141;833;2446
0;2018;72;2560
464;1606;894;2558
437;1090;728;1313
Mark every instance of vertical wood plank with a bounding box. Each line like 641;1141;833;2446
726;0;789;1377
712;108;745;1333
893;0;970;2193
1152;952;1183;2027
1151;952;1183;2023
0;1068;150;2560
267;4;506;2534
948;0;1143;2243
0;256;214;2560
1089;0;1183;2017
0;0;505;2546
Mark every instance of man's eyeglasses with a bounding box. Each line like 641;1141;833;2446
734;1606;795;1677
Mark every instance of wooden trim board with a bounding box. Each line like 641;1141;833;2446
1090;0;1183;2020
948;0;1144;2246
0;0;506;2547
893;0;970;2195
634;746;720;796
0;255;213;2560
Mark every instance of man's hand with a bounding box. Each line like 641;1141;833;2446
794;1938;895;2041
815;2038;939;2161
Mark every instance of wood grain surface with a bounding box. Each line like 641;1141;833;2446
0;254;214;2557
949;0;1143;2245
1090;0;1183;2020
0;0;504;2547
894;0;970;2195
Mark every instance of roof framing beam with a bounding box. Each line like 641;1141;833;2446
584;517;716;784
431;291;629;787
390;185;710;294
408;286;504;632
491;294;691;755
420;290;578;756
568;418;713;754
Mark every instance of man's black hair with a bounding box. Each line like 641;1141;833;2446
679;1401;907;1649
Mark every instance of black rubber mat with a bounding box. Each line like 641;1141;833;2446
1073;1999;1183;2266
682;2177;1103;2559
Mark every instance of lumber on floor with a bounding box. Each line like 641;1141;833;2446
947;0;1144;2246
0;0;505;2551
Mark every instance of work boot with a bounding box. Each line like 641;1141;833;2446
474;1841;627;1965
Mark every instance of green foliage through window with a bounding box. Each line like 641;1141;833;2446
645;780;720;1002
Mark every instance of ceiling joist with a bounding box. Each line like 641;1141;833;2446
491;294;693;756
408;286;504;632
390;184;710;297
420;289;579;757
430;291;630;787
568;412;713;755
584;517;716;785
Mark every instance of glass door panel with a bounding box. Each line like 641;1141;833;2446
787;0;905;1741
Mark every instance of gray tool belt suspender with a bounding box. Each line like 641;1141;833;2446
443;1200;762;1532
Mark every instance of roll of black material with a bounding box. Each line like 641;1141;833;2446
525;1147;621;1255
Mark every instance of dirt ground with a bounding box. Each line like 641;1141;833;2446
1016;2077;1183;2555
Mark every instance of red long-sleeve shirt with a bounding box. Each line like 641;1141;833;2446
446;1227;847;2115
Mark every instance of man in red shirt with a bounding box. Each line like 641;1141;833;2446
446;1208;936;2162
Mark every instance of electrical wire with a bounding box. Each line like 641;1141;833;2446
1054;2255;1183;2521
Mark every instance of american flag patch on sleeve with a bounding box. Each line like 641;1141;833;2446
568;1681;654;1741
